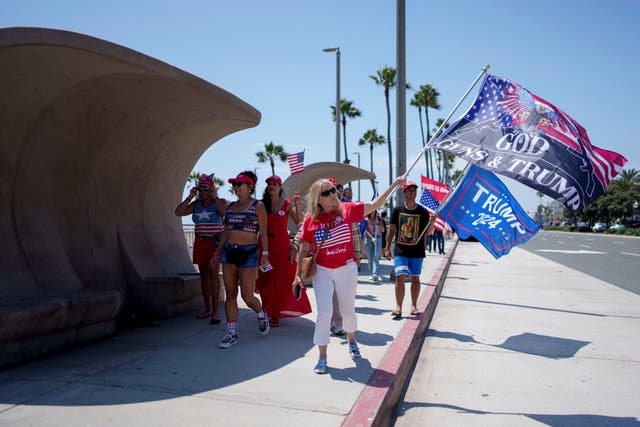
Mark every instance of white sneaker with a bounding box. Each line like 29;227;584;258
219;333;238;348
258;311;270;336
314;357;328;374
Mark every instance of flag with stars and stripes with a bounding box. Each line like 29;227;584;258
428;74;626;213
287;151;305;174
418;185;446;232
438;165;540;259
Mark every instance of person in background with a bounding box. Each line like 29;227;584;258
174;173;226;324
219;171;271;348
293;176;405;374
380;211;389;255
434;227;445;255
255;175;302;327
383;181;435;320
363;210;383;282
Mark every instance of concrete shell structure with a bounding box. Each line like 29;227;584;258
0;27;260;366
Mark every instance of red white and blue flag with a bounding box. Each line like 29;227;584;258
287;151;305;174
419;176;447;232
429;74;627;212
313;223;351;249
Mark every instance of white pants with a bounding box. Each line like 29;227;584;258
312;260;358;346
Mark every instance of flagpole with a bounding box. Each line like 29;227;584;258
403;64;490;179
434;161;473;215
415;162;474;243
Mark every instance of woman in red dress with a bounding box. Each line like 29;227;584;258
255;175;305;326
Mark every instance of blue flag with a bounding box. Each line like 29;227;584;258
439;165;540;259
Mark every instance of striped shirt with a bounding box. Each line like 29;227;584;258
192;201;223;237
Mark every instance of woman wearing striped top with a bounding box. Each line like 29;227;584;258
175;173;227;324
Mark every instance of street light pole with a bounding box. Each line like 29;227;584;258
352;151;361;201
323;47;341;163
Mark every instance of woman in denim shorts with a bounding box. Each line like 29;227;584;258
218;171;271;348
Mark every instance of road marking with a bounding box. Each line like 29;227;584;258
579;245;591;248
585;238;595;241
612;241;624;245
621;251;640;257
536;249;606;254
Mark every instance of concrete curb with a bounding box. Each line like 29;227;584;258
342;238;459;427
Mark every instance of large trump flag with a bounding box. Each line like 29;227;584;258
439;165;540;259
429;74;627;212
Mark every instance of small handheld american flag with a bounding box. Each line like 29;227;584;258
419;187;446;232
287;151;305;174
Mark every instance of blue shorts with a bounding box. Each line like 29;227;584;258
221;243;259;268
393;255;424;277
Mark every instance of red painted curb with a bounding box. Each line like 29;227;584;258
342;238;459;427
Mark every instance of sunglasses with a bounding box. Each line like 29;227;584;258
320;187;337;198
232;182;247;187
197;187;212;192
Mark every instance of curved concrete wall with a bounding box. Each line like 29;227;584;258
0;28;260;310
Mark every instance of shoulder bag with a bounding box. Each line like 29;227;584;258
300;221;331;278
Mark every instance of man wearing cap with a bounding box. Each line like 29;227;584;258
383;181;434;319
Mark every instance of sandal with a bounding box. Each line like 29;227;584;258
410;307;420;316
210;316;221;325
195;311;211;319
391;310;402;320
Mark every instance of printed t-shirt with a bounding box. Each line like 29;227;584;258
391;204;431;258
301;202;365;269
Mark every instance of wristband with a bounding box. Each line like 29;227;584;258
262;251;269;256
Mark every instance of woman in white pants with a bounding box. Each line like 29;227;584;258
293;176;405;374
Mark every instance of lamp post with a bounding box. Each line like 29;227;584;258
352;151;361;201
322;47;340;163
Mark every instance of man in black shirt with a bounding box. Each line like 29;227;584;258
383;181;434;319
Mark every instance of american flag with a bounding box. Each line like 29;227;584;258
287;151;305;174
314;223;351;248
418;187;446;232
465;74;626;192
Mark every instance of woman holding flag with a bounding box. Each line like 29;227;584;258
293;175;405;374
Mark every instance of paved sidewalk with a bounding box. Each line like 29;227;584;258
395;240;640;426
0;243;455;427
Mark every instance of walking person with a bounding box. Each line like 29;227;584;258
174;173;226;324
363;210;383;282
255;175;306;327
383;181;435;320
293;176;405;374
219;171;271;348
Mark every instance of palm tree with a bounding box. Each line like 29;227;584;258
255;141;287;176
615;168;640;191
419;84;441;178
431;118;450;182
358;128;386;174
410;90;429;176
330;98;362;164
187;171;201;188
370;66;396;187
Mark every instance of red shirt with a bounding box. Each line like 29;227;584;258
301;202;365;268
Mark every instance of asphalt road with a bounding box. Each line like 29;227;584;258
520;230;640;295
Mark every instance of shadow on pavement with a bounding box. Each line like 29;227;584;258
428;330;590;359
441;295;607;317
0;308;316;406
396;402;640;426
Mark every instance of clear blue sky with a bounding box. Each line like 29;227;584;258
3;0;638;214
